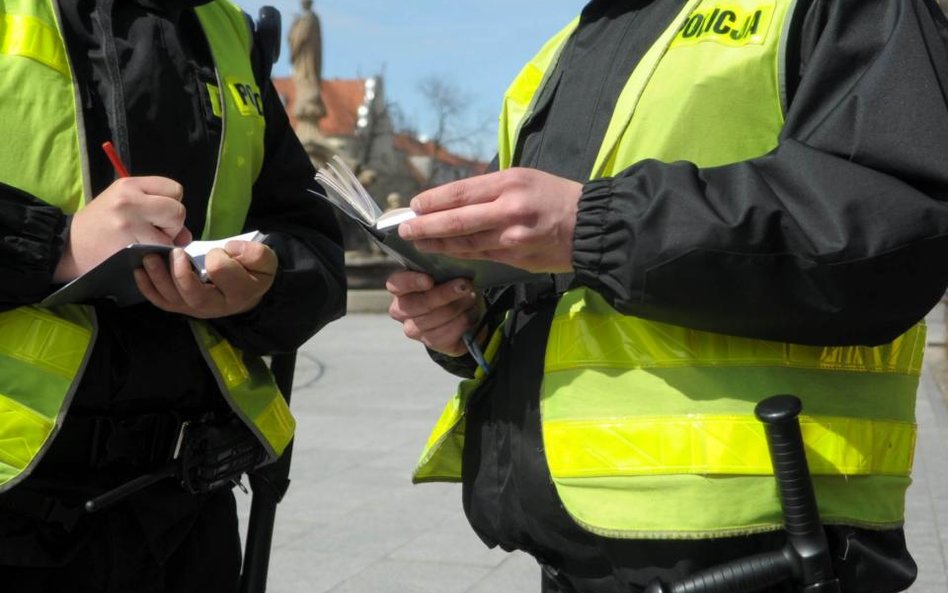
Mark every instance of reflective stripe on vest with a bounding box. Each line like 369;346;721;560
0;0;85;213
0;12;68;75
541;289;921;537
0;0;288;492
0;305;96;490
189;322;295;460
416;0;924;538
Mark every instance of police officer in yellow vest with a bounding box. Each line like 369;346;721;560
387;1;948;592
0;1;346;590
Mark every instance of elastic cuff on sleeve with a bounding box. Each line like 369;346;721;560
3;201;67;275
0;194;67;303
428;347;477;379
572;178;613;288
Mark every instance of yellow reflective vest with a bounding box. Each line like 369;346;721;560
415;0;924;539
0;0;294;493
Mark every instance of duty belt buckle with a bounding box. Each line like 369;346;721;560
149;411;184;465
88;412;183;468
172;420;193;461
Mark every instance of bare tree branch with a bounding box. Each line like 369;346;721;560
413;75;492;184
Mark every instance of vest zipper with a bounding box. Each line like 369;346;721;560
96;0;131;171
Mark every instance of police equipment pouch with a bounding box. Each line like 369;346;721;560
84;413;267;512
176;415;267;494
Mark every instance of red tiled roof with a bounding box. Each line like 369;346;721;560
274;77;488;174
273;77;366;137
272;77;297;126
393;134;486;171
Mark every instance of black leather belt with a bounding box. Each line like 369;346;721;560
43;411;188;469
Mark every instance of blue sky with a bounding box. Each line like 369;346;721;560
237;1;583;159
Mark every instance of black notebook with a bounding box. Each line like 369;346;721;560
42;231;266;307
312;156;544;288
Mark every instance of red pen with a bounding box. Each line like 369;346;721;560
101;141;130;178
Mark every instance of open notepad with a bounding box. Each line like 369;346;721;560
313;156;543;288
41;231;266;307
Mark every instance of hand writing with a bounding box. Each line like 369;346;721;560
54;176;191;283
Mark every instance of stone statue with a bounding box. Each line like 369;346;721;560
384;192;403;212
288;0;333;164
287;1;393;285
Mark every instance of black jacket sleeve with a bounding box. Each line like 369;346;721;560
210;79;347;354
572;0;948;346
0;183;67;309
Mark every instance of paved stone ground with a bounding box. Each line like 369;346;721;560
237;296;948;593
906;301;948;593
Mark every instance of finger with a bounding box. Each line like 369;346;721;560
400;201;515;242
402;291;479;334
133;196;187;239
171;249;217;308
205;248;255;289
104;179;184;235
132;223;181;247
389;278;474;320
410;171;506;214
201;249;271;314
141;253;185;305
134;267;175;310
129;176;185;201
173;227;193;246
105;192;185;244
411;313;475;357
385;271;435;296
412;225;513;255
224;241;278;276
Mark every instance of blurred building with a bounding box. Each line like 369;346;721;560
273;75;487;208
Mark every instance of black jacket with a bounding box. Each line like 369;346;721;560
447;1;948;592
